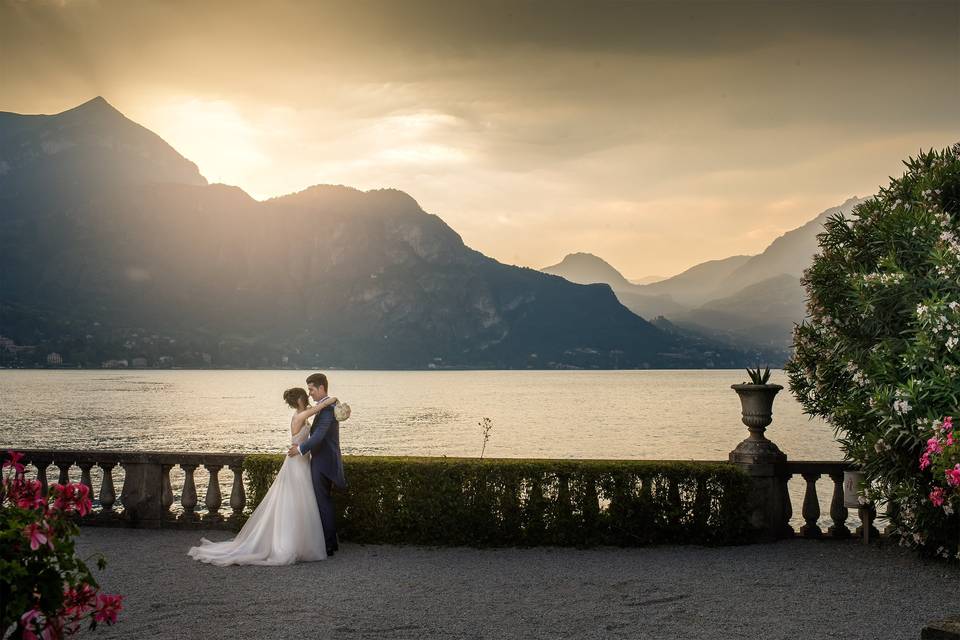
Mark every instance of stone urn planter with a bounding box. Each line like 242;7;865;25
842;470;866;509
729;383;786;465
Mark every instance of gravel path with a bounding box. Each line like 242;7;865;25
74;529;959;640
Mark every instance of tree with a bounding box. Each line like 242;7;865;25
786;143;960;558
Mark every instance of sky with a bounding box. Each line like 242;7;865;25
1;0;958;279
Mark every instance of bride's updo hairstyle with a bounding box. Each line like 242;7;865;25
283;387;309;410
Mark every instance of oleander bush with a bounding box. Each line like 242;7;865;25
786;143;960;559
242;455;752;546
1;451;123;638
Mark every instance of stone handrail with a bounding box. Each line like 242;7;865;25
5;449;248;529
779;460;877;539
4;448;877;541
725;383;879;542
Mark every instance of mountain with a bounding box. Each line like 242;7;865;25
612;290;689;321
629;275;666;285
718;196;865;297
0;98;766;369
668;274;806;352
542;253;635;291
0;96;206;196
635;255;753;307
541;253;689;319
637;197;865;309
545;198;865;355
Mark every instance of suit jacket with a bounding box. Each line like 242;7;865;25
298;402;347;488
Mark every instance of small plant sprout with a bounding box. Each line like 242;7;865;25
479;417;493;459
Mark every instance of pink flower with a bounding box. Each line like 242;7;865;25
23;521;52;551
49;482;92;515
920;452;932;470
930;487;946;507
3;450;25;475
49;483;69;512
15;479;45;510
946;464;960;487
19;608;55;640
944;416;954;433
20;608;41;627
63;583;98;620
73;483;92;516
927;436;943;455
93;593;123;624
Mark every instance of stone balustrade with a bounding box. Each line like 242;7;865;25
779;460;878;539
6;449;247;529
4;447;881;541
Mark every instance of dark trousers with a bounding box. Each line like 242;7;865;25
311;466;338;552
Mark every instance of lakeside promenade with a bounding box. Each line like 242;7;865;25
76;528;959;639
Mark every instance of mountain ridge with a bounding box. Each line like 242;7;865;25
0;98;773;369
540;197;866;356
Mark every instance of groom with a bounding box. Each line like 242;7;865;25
287;372;346;557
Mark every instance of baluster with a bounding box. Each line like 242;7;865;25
55;459;72;485
800;472;822;537
161;465;174;514
181;464;198;520
205;464;223;520
34;461;50;495
780;471;794;537
78;462;94;494
229;463;246;521
856;503;880;543
828;472;850;538
98;463;116;515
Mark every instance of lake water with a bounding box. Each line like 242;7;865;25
0;369;840;461
1;369;855;529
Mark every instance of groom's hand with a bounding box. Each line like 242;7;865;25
286;445;300;457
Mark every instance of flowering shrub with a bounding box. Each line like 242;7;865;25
786;143;960;558
1;451;123;638
921;417;960;514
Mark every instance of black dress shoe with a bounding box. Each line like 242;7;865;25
326;548;336;557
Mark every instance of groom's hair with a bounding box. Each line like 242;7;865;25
306;372;328;391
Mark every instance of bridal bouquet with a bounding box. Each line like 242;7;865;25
333;400;351;422
1;451;123;638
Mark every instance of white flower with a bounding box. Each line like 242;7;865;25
893;398;912;415
947;336;959;351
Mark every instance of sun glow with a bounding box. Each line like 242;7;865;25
134;97;273;193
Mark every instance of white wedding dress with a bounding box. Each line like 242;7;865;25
187;415;327;566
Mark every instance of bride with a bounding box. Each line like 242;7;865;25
187;388;337;566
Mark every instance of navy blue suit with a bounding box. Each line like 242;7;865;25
298;400;346;552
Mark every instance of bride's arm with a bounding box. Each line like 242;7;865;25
291;397;338;434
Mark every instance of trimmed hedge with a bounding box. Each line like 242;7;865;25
241;455;752;547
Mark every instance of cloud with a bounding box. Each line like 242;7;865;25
1;0;957;276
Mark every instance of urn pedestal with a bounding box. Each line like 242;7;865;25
728;383;790;539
